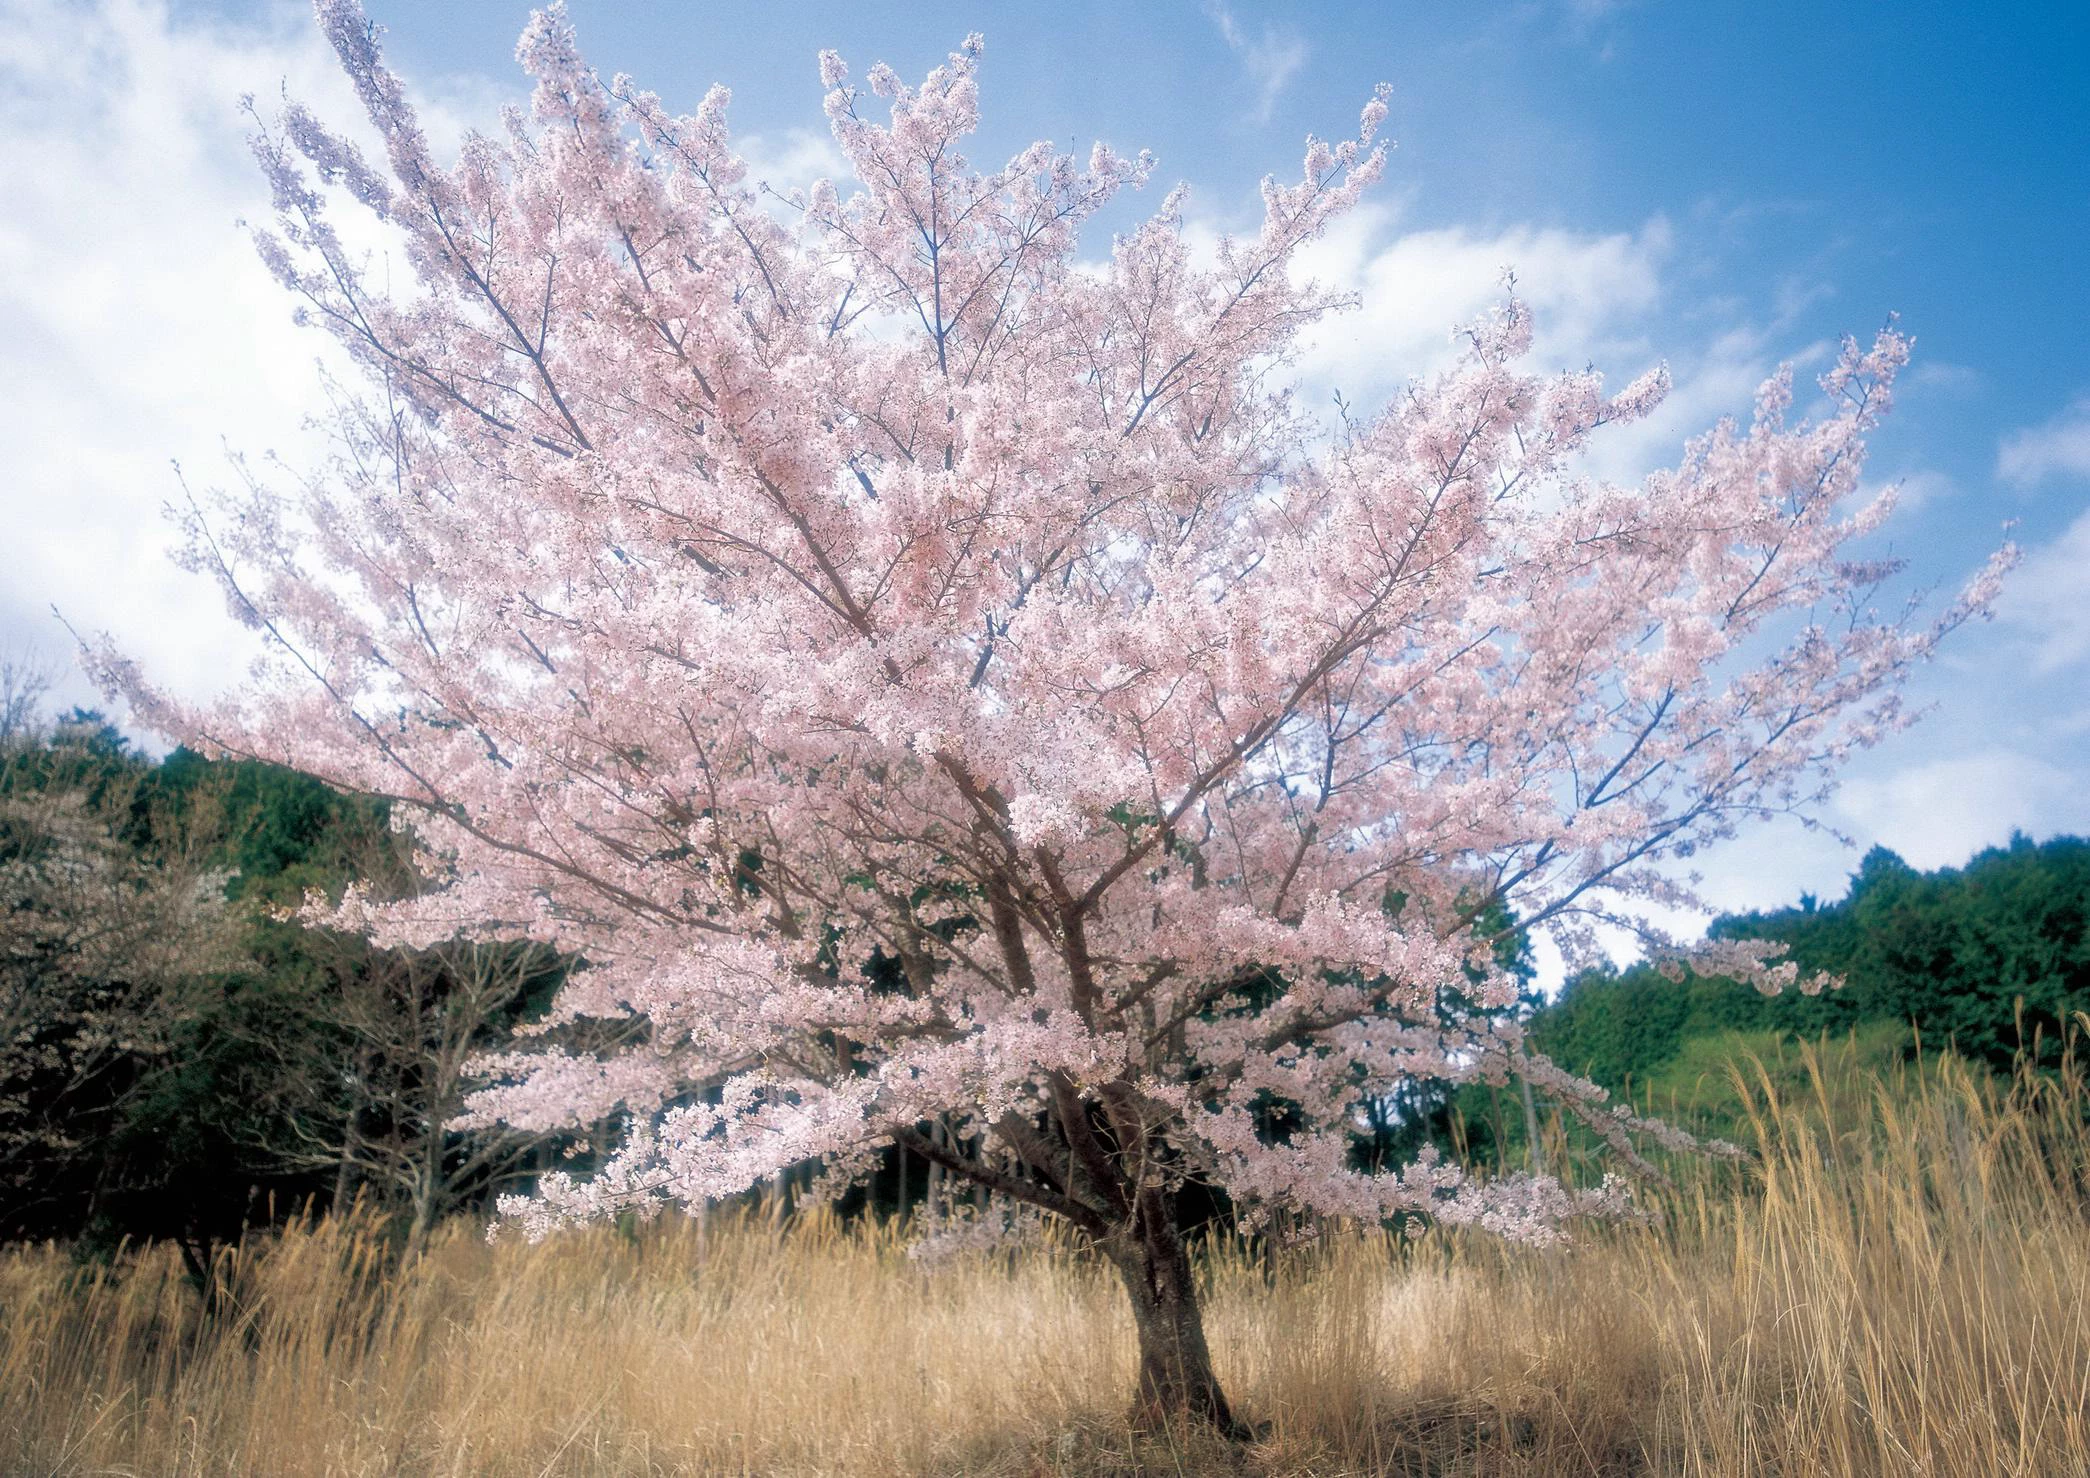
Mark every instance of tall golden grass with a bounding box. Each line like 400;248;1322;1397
6;1040;2089;1476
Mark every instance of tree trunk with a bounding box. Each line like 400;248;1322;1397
1518;1039;1547;1177
1112;1196;1246;1438
405;1168;435;1260
333;1099;362;1213
403;1107;445;1259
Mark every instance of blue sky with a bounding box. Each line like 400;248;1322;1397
346;0;2090;475
1;0;2085;930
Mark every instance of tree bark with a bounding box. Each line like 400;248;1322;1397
1518;1040;1547;1177
1111;1195;1246;1438
892;1114;1249;1437
405;1159;436;1260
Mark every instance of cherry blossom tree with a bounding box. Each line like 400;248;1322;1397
94;0;2009;1430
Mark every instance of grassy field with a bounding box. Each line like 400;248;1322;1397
6;1043;2090;1477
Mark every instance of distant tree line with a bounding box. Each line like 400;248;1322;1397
1546;839;2090;1081
1417;834;2090;1170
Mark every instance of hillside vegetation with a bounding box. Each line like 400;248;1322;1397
1439;835;2090;1167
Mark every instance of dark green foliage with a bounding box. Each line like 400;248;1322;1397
1;720;226;1243
1526;961;1769;1102
1;721;564;1252
1351;897;1541;1173
1716;837;2090;1073
1532;836;2090;1101
152;742;401;903
1457;835;2090;1171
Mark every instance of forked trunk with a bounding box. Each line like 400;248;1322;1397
1112;1197;1247;1439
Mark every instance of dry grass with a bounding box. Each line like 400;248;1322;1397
6;1043;2090;1476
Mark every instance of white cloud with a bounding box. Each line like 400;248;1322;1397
1290;205;1672;409
1666;743;2090;920
1907;358;1980;395
1998;504;2090;673
1203;2;1307;124
1850;467;1956;516
0;0;519;718
1835;750;2090;871
1283;205;1910;516
1684;818;1862;917
1998;395;2090;487
1884;468;1957;512
739;127;850;195
1282;207;1788;498
1548;0;1640;62
0;0;343;710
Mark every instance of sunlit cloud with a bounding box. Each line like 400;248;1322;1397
0;0;510;713
1998;394;2090;487
1202;1;1307;124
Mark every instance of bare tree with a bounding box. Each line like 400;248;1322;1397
287;935;559;1254
0;729;239;1221
0;649;54;743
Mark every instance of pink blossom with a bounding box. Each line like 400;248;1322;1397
94;2;2007;1259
